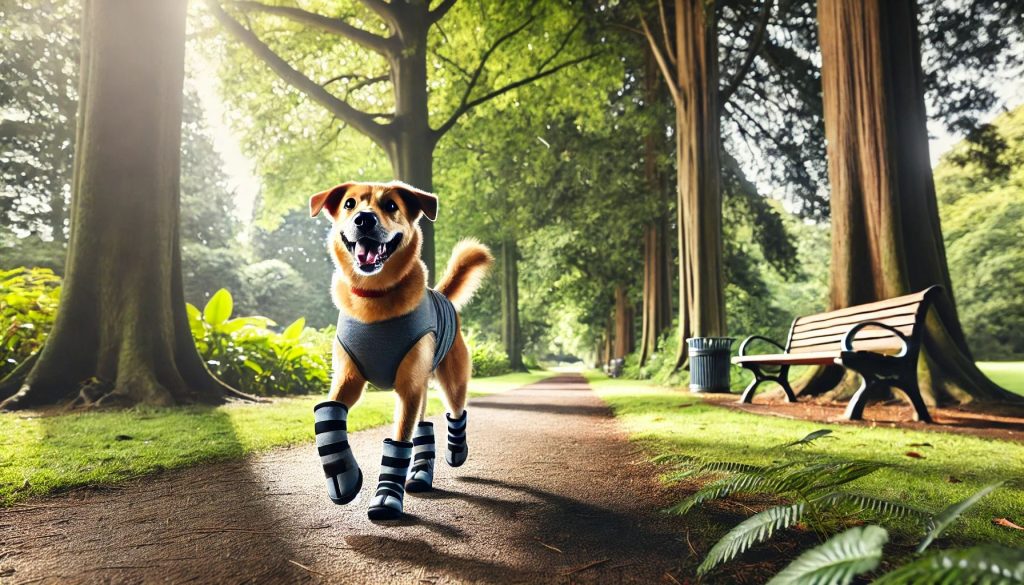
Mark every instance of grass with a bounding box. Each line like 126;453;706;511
978;361;1024;396
0;370;549;506
585;371;1024;548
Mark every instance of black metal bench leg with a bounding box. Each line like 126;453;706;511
740;376;762;404
777;365;796;402
897;375;933;423
844;376;880;421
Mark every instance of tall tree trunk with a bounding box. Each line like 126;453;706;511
500;239;525;371
613;285;635;359
670;0;727;369
1;0;243;410
639;47;672;367
802;0;1018;405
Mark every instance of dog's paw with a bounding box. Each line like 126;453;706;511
445;411;468;467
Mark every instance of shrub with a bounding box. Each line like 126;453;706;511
0;267;61;379
466;333;512;377
188;289;330;396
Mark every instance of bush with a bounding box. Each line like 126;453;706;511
466;333;512;377
0;267;61;379
187;289;330;396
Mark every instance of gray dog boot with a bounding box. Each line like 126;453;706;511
405;422;435;493
368;438;413;520
445;410;468;467
314;401;362;505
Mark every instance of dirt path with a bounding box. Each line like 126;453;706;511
1;374;700;584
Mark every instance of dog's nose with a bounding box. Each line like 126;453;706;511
353;211;377;230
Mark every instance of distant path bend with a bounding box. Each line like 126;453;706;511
2;374;697;584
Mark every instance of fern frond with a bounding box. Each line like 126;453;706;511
779;429;835;448
766;525;888;585
668;460;766;481
818;492;932;522
668;470;785;515
873;544;1024;585
697;504;805;575
918;481;1005;552
651;453;700;466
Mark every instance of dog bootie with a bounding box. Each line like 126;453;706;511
446;411;468;467
368;438;412;520
314;401;362;505
406;422;435;493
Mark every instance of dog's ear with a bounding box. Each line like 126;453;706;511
309;183;354;218
390;182;438;222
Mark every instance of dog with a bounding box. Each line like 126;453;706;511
309;180;492;520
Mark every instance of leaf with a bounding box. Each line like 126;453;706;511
698;504;805;575
668;460;766;481
873;544;1024;585
203;289;233;327
918;481;1005;552
282;317;305;341
781;429;835;448
818;493;931;522
993;518;1024;531
905;451;926;459
766;525;888;585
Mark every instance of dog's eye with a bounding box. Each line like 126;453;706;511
383;200;399;213
343;198;355;210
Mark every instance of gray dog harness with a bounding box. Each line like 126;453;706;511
336;289;457;389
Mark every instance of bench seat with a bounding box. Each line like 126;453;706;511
731;286;941;422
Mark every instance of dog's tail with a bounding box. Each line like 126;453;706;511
435;238;494;311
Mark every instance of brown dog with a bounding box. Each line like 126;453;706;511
309;180;492;519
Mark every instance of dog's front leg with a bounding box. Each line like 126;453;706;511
367;335;433;520
314;341;366;506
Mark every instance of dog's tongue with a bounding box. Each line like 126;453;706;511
355;241;382;265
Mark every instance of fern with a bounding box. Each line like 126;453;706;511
651;453;700;466
766;525;888;585
918;481;1005;552
780;429;836;448
873;544;1024;585
668;460;766;481
669;472;775;514
817;492;931;522
697;504;806;575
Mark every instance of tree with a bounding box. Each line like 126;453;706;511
202;0;594;278
641;0;727;369
802;0;1020;405
1;0;247;409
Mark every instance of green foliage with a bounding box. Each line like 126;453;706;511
699;503;807;575
780;429;835;448
466;334;512;378
0;267;60;379
187;289;329;396
918;481;1006;553
767;525;888;585
873;544;1024;585
935;106;1024;360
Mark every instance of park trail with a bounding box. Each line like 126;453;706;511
1;374;704;585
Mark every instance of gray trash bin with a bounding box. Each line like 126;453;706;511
687;337;735;393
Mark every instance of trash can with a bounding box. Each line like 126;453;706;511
687;337;735;393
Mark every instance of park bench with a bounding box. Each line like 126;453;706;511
732;286;942;423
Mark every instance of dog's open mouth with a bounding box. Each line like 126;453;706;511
343;233;403;273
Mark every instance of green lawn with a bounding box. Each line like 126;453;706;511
586;371;1024;550
0;370;548;506
978;361;1024;395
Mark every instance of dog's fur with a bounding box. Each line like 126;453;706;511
310;181;493;442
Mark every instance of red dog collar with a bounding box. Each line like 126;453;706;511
351;287;392;298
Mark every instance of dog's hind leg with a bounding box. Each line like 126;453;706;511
436;331;470;467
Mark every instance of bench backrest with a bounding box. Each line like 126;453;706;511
785;286;940;355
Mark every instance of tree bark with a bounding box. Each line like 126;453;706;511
1;0;244;410
499;239;525;371
802;0;1019;405
613;285;635;359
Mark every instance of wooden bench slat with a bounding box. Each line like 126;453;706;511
733;351;839;366
790;315;918;343
789;338;904;354
795;290;930;326
791;308;920;337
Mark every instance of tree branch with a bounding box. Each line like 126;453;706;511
430;0;458;22
536;16;584;72
433;52;600;138
230;0;395;55
719;0;773;106
357;0;399;29
656;0;675;66
206;0;392;148
639;15;681;106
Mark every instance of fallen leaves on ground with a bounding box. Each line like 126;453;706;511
993;518;1024;531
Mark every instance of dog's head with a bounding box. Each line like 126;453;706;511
310;181;437;282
